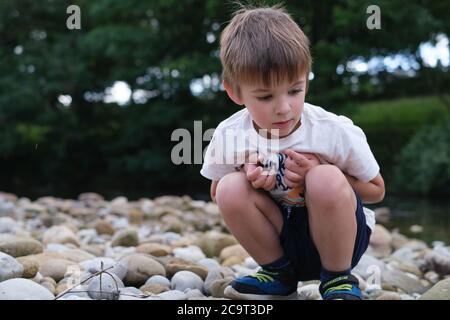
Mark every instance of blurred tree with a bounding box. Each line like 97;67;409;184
0;0;448;198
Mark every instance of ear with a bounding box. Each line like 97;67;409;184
222;80;243;105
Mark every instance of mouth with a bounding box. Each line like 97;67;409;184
273;119;293;128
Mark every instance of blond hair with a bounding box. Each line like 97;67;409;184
220;4;312;94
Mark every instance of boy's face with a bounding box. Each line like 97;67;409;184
224;76;307;138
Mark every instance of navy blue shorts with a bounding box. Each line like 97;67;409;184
276;191;372;281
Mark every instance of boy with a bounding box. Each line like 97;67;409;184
200;5;385;300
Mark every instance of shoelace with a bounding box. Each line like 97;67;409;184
248;269;278;283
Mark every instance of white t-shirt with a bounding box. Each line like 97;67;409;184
200;102;379;230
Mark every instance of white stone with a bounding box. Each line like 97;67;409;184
185;289;205;299
231;265;255;277
197;258;221;271
0;252;23;281
87;273;124;300
79;257;116;273
157;290;188;300
0;217;19;233
353;254;386;280
0;278;54;300
111;217;129;229
244;257;258;269
145;275;171;288
173;245;206;262
163;232;182;243
204;269;224;295
297;284;321;300
0;200;15;217
171;271;204;292
42;225;79;246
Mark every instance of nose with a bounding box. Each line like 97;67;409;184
275;97;291;115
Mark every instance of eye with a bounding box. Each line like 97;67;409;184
289;89;303;95
256;95;272;101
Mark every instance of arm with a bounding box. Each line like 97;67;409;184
344;172;385;204
210;180;219;203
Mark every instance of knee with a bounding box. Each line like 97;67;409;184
215;172;252;216
305;165;351;206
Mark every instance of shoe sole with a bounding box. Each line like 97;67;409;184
224;285;298;300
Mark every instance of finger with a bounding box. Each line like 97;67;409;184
269;174;277;189
284;176;296;188
301;153;316;160
284;149;309;166
252;173;267;189
246;162;258;172
247;166;262;181
285;158;302;174
284;169;302;183
262;174;275;190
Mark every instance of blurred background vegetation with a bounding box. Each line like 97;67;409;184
0;0;449;201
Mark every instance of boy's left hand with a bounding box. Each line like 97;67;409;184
283;149;321;189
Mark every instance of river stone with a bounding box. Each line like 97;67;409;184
353;254;386;280
297;284;320;300
0;217;19;233
128;209;144;225
165;257;208;280
16;256;39;278
0;235;44;257
204;269;224;295
193;231;238;258
157;290;188;300
171;270;204;292
87;273;124;300
376;292;402;300
197;258;221;271
94;220;116;235
387;258;423;278
136;243;172;256
120;254;166;286
0;278;54;300
210;277;234;298
140;283;169;295
111;228;139;247
42;225;80;246
173;245;206;262
219;244;249;262
0;252;24;281
381;266;428;294
39;258;78;282
424;250;450;276
369;224;392;258
419;278;450;300
145;275;171;287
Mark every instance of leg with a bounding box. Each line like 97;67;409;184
305;165;357;272
216;172;298;299
215;171;284;265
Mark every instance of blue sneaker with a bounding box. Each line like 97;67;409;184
224;268;298;300
319;274;362;300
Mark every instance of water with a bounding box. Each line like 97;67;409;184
365;195;450;245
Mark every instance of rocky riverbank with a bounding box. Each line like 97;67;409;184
0;191;449;300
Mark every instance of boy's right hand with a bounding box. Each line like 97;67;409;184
242;153;276;191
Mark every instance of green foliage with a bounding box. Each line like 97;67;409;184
0;0;449;198
393;116;450;195
341;96;449;186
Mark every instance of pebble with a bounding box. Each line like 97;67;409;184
0;192;447;301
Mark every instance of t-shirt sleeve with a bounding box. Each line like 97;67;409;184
200;125;239;181
331;124;380;183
